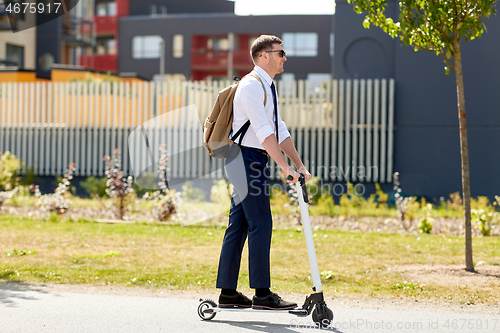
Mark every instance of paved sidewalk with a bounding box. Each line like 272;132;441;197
1;283;498;333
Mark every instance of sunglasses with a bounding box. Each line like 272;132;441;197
260;49;286;58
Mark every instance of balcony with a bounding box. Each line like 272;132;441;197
62;15;93;47
191;50;253;71
95;15;118;36
79;54;117;73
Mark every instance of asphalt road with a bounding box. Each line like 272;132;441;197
1;283;499;333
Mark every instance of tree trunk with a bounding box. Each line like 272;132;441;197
453;41;474;272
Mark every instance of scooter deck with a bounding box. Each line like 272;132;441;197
205;306;308;316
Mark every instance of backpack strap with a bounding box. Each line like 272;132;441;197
231;120;251;145
230;72;267;144
248;72;267;106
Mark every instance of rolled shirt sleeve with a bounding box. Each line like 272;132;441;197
277;117;291;145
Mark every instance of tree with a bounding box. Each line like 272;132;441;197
347;0;497;272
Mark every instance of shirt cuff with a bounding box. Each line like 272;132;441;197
255;124;276;144
278;128;291;145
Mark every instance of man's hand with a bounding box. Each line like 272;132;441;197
297;166;312;183
284;166;300;183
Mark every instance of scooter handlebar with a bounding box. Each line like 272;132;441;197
286;174;309;203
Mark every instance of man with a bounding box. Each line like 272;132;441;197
216;35;312;310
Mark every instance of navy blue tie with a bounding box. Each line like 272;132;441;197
270;82;279;144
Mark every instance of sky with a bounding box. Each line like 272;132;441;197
232;0;335;16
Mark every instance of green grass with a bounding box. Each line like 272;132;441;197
6;195;229;212
1;214;499;304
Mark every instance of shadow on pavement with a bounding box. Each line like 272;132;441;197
0;281;50;307
208;319;344;333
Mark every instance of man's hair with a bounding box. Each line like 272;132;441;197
250;35;283;62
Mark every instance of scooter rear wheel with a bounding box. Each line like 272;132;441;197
198;300;217;320
312;306;334;328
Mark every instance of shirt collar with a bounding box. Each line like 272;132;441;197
253;65;273;86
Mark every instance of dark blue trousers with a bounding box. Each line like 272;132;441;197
216;147;272;290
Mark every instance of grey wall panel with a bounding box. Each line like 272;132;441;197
334;0;396;79
335;0;500;199
394;46;458;127
394;128;462;199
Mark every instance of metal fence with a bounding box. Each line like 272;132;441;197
0;78;394;182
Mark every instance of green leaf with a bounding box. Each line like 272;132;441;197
363;18;371;29
446;50;452;59
444;66;450;75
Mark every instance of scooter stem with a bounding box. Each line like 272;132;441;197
296;176;323;293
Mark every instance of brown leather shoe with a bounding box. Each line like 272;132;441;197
218;292;252;308
252;292;297;310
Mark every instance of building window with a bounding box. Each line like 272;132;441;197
207;37;229;51
173;34;183;58
107;39;117;55
150;4;157;15
96;3;107;16
330;33;334;56
282;33;318;57
6;43;24;68
97;38;116;55
132;35;162;59
97;41;106;55
107;2;116;16
96;2;115;16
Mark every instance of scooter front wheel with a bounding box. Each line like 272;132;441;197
312;306;334;328
198;299;217;320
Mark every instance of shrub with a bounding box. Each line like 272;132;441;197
471;209;494;236
31;163;76;215
210;179;232;205
315;193;335;216
142;144;181;221
20;167;36;187
339;183;365;215
418;204;434;234
270;187;293;215
446;192;463;214
306;177;322;205
0;187;18;207
181;181;205;202
471;196;497;236
81;176;108;198
133;171;157;197
394;172;419;230
374;183;388;207
0;151;22;191
104;149;134;220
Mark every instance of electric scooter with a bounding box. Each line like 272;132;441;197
197;175;334;328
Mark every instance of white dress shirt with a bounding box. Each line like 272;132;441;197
231;65;291;149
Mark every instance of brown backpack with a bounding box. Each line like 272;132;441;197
203;73;267;158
